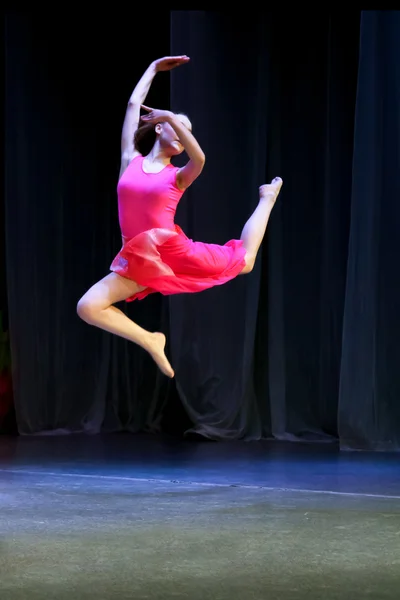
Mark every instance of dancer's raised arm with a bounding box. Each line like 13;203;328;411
120;55;190;177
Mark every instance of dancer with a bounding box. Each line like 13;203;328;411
77;55;282;378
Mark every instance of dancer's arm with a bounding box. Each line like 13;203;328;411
167;114;206;190
120;56;190;177
140;106;206;190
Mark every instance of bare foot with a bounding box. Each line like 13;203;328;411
259;177;283;205
146;332;175;378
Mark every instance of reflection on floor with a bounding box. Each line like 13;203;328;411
1;433;399;599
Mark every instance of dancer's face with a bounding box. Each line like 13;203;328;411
158;114;192;155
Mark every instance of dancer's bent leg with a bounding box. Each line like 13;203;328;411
239;177;283;273
77;273;174;378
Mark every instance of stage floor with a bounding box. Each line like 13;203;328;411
0;433;399;599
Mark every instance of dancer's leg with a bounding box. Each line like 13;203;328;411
76;273;174;377
239;177;283;273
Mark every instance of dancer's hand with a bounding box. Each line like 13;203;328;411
140;105;173;124
152;56;190;72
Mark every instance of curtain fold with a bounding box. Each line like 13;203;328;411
169;11;272;440
338;10;400;450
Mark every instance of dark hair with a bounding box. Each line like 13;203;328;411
134;120;157;156
133;112;191;155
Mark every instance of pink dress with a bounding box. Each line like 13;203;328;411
110;155;246;302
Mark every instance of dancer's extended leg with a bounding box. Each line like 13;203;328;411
240;177;283;273
76;273;174;377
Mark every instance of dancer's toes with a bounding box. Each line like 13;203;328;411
259;177;283;203
148;332;175;378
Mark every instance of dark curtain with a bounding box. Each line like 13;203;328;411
338;11;400;450
4;9;178;436
4;10;400;450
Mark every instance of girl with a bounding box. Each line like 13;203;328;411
77;55;282;378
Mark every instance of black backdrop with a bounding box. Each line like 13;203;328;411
4;10;400;450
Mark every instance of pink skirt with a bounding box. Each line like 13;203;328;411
110;225;247;302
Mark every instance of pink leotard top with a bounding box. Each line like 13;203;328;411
117;155;184;242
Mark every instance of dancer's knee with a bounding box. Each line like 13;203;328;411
77;273;141;323
76;295;101;324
